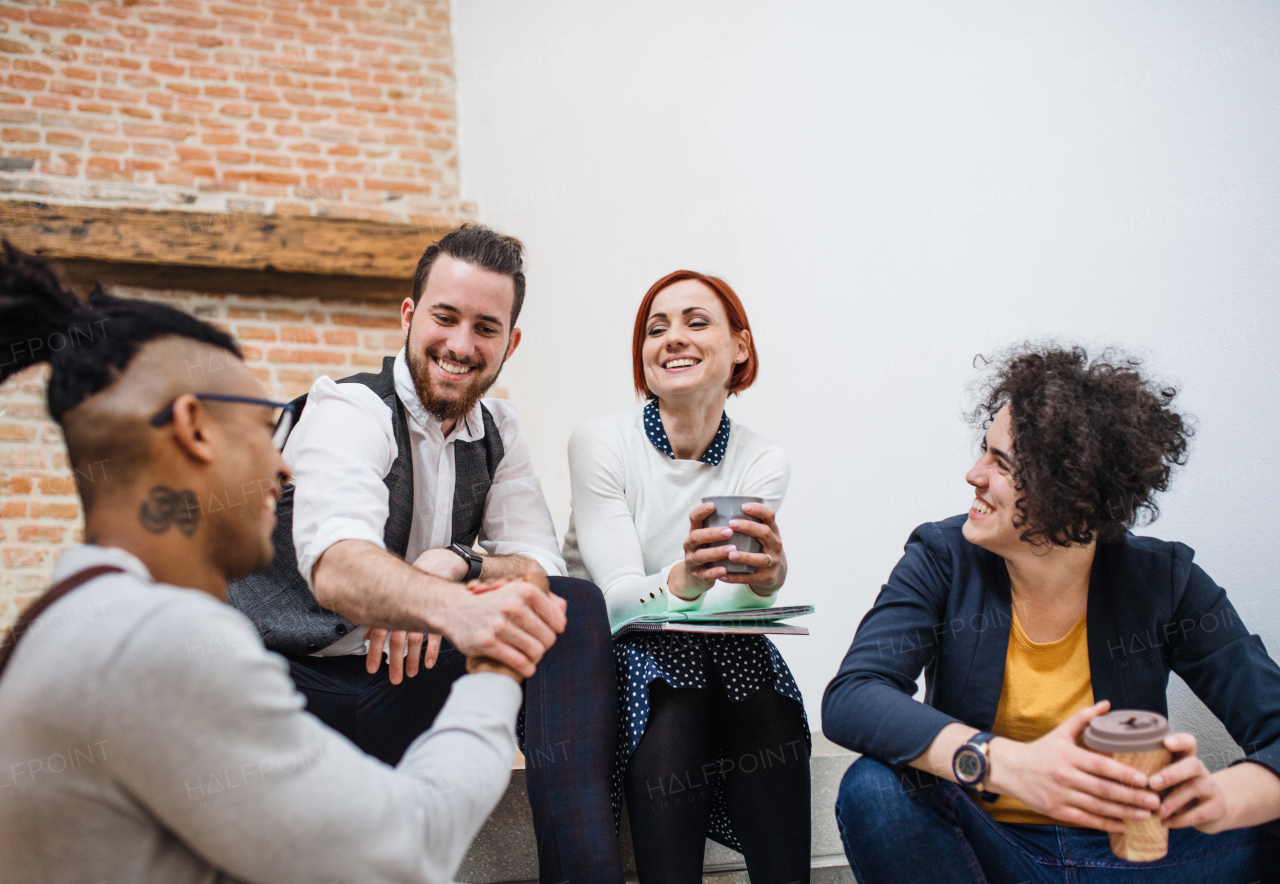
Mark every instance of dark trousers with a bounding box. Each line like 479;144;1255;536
287;577;624;884
836;756;1278;884
625;680;811;884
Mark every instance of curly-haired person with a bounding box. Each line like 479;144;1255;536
823;345;1280;884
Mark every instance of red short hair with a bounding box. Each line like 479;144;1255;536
631;270;759;400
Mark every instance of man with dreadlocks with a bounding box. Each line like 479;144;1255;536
0;243;564;883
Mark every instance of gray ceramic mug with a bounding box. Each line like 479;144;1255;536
701;495;764;574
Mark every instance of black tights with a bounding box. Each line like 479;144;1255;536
624;670;811;884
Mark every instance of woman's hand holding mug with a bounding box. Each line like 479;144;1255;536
671;501;725;600
986;701;1158;834
722;500;786;594
986;702;1254;854
672;500;786;599
1151;732;1231;833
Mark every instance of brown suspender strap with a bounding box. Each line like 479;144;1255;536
0;565;124;680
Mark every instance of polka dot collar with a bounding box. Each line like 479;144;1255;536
643;399;731;466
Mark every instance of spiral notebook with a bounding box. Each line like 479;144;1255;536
611;604;814;638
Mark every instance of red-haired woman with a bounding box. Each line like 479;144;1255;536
563;271;811;883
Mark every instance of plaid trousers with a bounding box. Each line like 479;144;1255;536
523;577;623;883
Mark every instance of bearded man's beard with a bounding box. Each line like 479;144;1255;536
405;340;504;423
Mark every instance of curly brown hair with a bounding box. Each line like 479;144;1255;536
970;344;1193;547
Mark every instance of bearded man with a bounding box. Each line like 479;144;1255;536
227;225;623;884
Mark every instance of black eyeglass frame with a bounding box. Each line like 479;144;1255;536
149;393;298;451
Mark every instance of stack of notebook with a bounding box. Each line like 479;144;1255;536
612;605;814;638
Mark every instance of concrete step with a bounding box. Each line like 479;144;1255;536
456;747;857;883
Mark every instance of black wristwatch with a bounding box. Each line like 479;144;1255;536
448;542;483;582
953;732;998;801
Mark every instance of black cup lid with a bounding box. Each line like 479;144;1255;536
1083;710;1169;753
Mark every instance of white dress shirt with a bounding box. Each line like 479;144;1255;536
562;406;790;627
0;544;522;884
286;349;565;655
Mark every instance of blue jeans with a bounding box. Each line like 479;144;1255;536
836;757;1277;884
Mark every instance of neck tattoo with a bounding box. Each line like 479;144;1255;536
138;486;201;536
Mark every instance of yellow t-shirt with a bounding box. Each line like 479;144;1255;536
986;607;1093;827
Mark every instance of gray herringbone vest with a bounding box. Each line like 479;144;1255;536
226;357;504;657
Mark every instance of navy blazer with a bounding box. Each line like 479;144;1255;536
823;515;1280;793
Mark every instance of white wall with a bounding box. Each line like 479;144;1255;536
453;1;1280;752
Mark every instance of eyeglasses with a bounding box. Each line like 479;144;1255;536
150;393;299;452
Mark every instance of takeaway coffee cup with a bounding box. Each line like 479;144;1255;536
701;495;764;574
1083;710;1172;862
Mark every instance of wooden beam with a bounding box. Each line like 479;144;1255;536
49;258;413;303
0;201;452;279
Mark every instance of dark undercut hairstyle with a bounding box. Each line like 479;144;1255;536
411;223;526;327
0;241;241;422
970;344;1193;547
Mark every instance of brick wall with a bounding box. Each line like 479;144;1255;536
0;287;406;628
0;0;468;224
0;0;472;628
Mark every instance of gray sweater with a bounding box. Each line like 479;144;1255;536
0;545;521;884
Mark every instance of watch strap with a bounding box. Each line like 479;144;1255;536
969;733;999;800
449;542;483;582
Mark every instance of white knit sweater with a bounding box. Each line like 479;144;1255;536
562;406;791;627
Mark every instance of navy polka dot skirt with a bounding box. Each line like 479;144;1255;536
612;632;809;853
